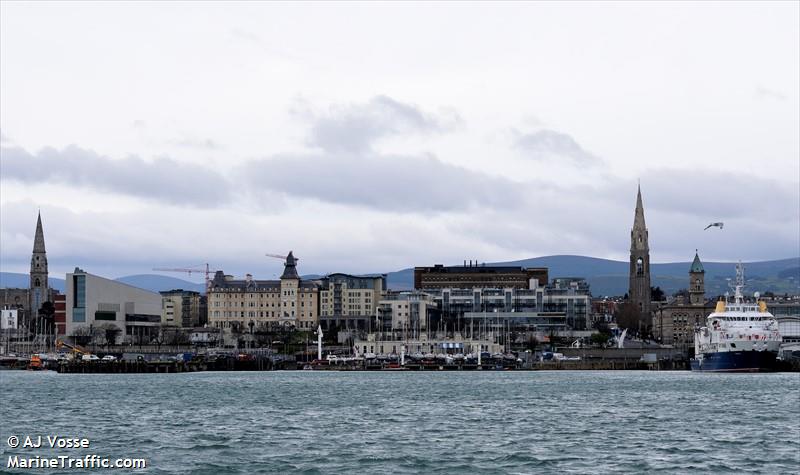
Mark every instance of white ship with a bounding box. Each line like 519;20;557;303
691;263;781;372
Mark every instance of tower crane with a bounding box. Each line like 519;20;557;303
265;252;297;262
152;263;217;292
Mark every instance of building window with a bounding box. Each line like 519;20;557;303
95;311;116;321
73;308;85;323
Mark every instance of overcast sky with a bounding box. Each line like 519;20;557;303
1;2;798;282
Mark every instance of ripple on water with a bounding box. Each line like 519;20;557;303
1;371;798;474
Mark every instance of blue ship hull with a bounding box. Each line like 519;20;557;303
690;350;777;372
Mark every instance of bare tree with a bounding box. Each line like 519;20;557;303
98;323;121;348
70;326;92;347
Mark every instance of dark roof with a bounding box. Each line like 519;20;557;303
208;269;319;291
280;251;300;280
159;289;201;296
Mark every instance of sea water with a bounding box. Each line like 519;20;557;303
1;371;798;474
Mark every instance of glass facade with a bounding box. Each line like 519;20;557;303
72;275;86;322
73;308;85;323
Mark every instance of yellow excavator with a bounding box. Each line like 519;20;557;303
56;339;89;357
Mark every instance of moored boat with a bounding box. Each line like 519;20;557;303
691;263;781;373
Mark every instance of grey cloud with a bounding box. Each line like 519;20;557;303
0;144;232;207
634;169;798;221
513;129;601;165
449;169;799;262
241;152;524;213
755;85;787;102
170;137;223;150
305;95;463;153
230;28;262;45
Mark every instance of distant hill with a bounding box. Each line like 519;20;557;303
2;255;798;297
383;255;800;296
0;272;203;294
114;275;205;293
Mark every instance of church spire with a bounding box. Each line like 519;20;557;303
633;184;646;230
30;211;49;314
33;211;46;253
629;185;651;326
631;184;649;252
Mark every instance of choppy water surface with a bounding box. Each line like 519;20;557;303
1;371;798;474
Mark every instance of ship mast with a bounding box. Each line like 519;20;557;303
732;261;745;305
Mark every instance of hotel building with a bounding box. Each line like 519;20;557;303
207;252;319;331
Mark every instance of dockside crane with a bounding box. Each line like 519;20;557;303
152;263;218;292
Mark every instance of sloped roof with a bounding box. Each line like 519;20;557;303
690;252;704;273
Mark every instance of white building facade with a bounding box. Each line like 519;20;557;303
65;268;162;345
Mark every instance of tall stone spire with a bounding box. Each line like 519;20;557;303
629;185;651;326
30;211;50;314
632;184;646;234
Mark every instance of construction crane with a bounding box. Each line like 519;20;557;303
265;252;296;262
152;263;217;292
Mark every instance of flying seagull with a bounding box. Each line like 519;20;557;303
704;222;724;230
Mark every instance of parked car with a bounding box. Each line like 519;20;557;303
81;354;100;361
101;355;117;361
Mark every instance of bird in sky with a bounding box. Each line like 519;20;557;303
704;222;724;230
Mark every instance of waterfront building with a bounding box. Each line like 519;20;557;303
542;278;592;330
434;279;590;330
160;289;202;327
591;298;619;326
54;293;66;336
764;297;800;354
354;333;502;356
207;252;319;331
0;288;30;322
653;252;715;353
318;273;385;331
189;327;221;346
414;261;548;290
628;185;652;327
376;291;438;334
377;278;591;334
65;268;162;345
462;311;568;334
